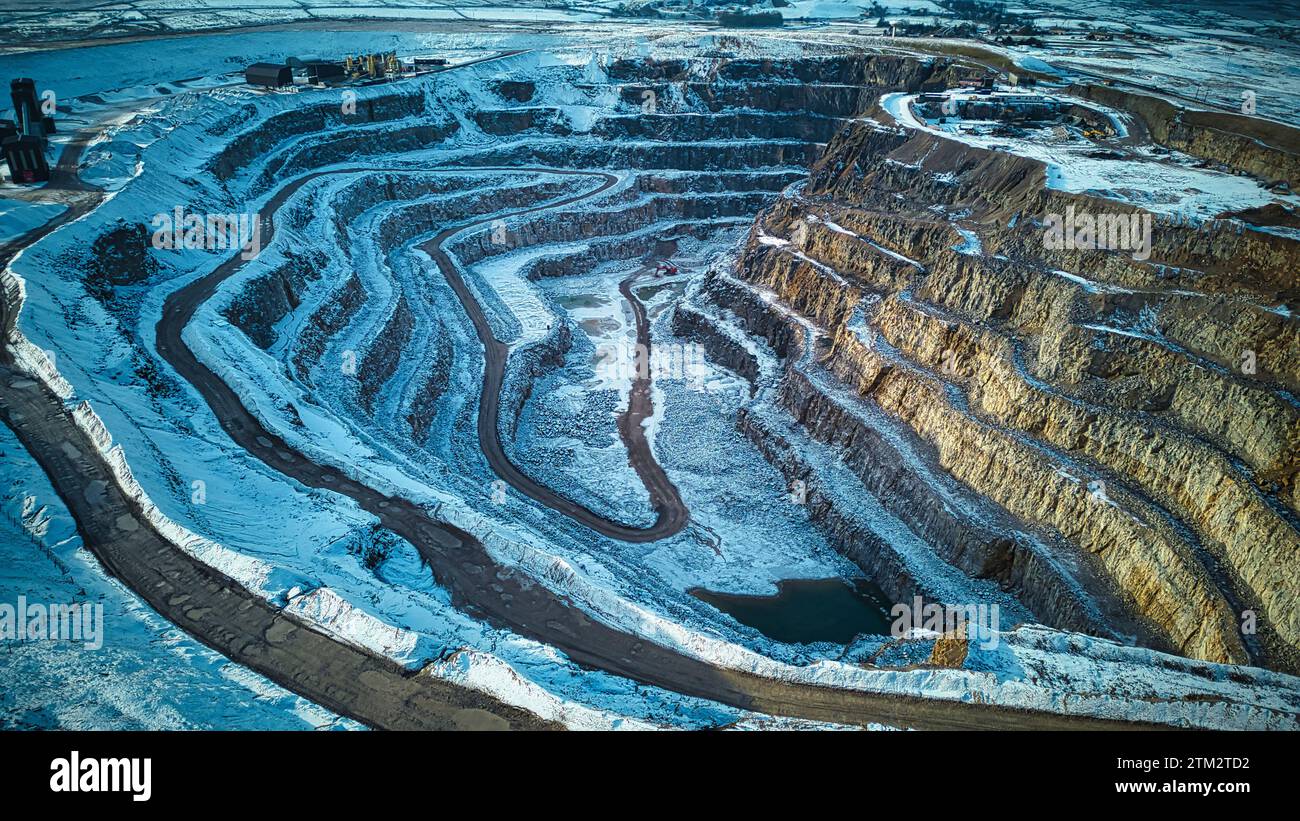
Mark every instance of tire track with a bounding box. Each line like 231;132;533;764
1;87;1175;729
417;172;690;542
153;162;1166;729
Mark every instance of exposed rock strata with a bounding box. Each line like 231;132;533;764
713;78;1300;673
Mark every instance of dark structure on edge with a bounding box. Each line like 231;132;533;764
3;78;53;184
245;63;292;88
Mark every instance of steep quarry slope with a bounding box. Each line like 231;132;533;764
10;37;1300;728
1072;83;1300;188
698;80;1300;674
205;51;980;516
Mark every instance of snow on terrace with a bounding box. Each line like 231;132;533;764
9;28;1300;730
459;235;583;352
147;294;786;729
802;212;927;269
0;422;357;730
0;58;797;730
880;89;1299;221
167;54;874;648
0;200;65;243
113;59;883;718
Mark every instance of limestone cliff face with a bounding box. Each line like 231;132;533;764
1070;84;1300;187
714;69;1300;673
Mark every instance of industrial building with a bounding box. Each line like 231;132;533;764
242;52;449;92
957;75;996;92
11;78;53;137
304;61;345;85
245;63;292;88
344;52;403;81
3;78;52;184
2;133;46;183
958;93;1063;121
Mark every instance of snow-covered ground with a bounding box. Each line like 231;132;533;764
0;200;65;243
0;422;361;730
999;1;1300;122
0;41;903;728
880;89;1299;221
4;22;1300;731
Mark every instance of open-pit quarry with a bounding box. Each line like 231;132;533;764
2;24;1300;732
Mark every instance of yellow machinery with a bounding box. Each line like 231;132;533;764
338;51;401;80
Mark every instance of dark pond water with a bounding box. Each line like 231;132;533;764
690;577;894;645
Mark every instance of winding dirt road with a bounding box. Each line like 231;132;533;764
417;173;689;542
1;74;1172;729
0;91;560;730
0;112;105;343
0;362;557;731
616;267;691;537
149;162;1165;730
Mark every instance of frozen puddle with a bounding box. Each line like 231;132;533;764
690;578;894;646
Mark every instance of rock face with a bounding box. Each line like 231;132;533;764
45;46;1298;684
192;52;938;458
83;221;158;302
704;66;1300;674
223;248;326;349
929;632;969;668
1071;84;1300;187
